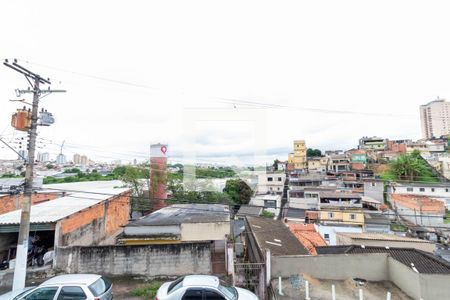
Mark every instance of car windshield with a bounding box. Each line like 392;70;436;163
218;281;238;300
88;277;112;297
12;287;36;300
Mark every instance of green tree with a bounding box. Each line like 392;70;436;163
306;148;322;157
385;150;438;182
119;166;148;215
223;179;253;205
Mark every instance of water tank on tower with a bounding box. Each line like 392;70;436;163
150;143;168;211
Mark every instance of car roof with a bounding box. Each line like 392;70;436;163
182;275;219;288
41;274;101;286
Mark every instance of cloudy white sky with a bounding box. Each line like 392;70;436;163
1;0;450;165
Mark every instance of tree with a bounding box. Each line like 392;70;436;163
120;166;147;216
386;150;438;182
306;148;322;157
223;179;253;205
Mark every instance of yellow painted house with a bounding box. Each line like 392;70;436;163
318;210;365;226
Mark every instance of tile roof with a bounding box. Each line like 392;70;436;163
289;224;327;255
246;216;309;256
391;194;445;214
316;245;450;274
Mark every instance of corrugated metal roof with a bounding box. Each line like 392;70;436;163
336;232;432;243
0;185;129;225
316;245;450;274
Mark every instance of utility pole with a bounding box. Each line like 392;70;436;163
3;59;65;291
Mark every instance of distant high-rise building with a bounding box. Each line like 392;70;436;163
73;153;81;164
288;140;307;170
18;150;28;161
56;153;66;165
80;155;88;166
37;152;50;162
420;98;450;139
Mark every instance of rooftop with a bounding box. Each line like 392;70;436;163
127;204;230;226
236;205;263;217
289;224;327;255
246;216;309;256
391;194;445;214
336;232;433;244
316;245;450;274
320;192;361;199
0;185;130;224
363;213;391;225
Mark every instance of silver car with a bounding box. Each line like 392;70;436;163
0;274;113;300
155;275;258;300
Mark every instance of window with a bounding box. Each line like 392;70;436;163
24;287;59;300
406;187;414;192
278;177;282;181
328;212;334;219
88;277;111;297
57;286;86;300
182;289;203;300
269;187;273;191
324;233;330;239
371;182;376;187
277;187;280;191
349;214;356;220
168;277;184;294
264;200;277;208
419;188;425;192
267;177;273;182
431;188;435;192
204;290;226;300
446;188;449;193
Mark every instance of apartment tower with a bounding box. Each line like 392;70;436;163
420;98;450;139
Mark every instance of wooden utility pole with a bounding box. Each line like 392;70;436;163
3;59;65;290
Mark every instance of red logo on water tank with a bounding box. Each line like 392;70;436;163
161;145;167;155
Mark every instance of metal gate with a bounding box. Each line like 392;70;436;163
234;262;265;298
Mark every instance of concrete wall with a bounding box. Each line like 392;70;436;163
181;222;230;241
55;243;211;277
364;181;384;202
272;253;389;281
271;254;450;300
387;257;421;299
419;273;450;300
56;193;130;247
316;225;362;245
0;192;60;215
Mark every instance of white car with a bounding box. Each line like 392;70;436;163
0;274;113;300
155;275;258;300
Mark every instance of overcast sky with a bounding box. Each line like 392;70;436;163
1;0;450;165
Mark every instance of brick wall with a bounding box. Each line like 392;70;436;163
55;243;211;277
57;192;130;246
0;192;60;215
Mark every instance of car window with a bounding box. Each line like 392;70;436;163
181;289;203;300
23;287;59;300
204;290;226;300
167;277;184;294
88;277;111;297
218;281;237;300
57;286;86;300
